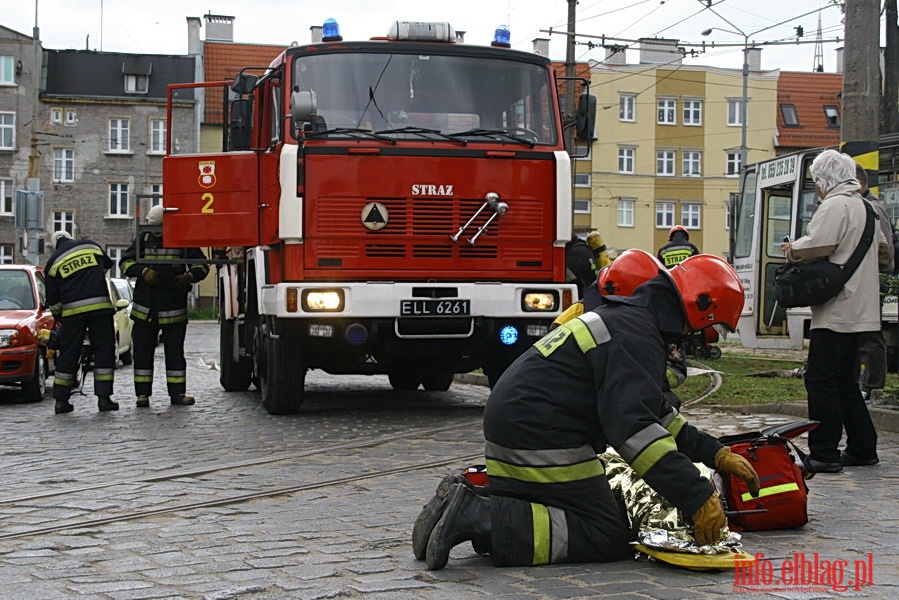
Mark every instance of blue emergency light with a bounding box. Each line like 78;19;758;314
322;18;343;42
499;325;519;346
492;25;511;48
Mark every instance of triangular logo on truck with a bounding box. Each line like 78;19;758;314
361;202;389;230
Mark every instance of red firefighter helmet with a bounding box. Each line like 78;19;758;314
664;254;745;332
598;249;664;296
668;225;689;241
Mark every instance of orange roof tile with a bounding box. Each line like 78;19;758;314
776;71;842;150
203;42;287;124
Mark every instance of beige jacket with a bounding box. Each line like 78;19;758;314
785;180;889;333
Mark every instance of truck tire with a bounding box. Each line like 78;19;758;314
21;354;47;403
220;318;252;391
260;323;305;414
388;371;420;391
421;370;453;391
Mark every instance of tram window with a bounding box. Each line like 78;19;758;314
766;194;791;258
733;170;757;258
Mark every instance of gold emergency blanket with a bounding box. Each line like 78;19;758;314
600;450;744;561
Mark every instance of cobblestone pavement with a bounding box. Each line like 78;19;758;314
0;322;895;599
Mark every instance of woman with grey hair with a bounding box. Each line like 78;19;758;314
780;149;889;472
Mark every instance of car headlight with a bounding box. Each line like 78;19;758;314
521;291;559;312
0;328;20;348
302;289;345;312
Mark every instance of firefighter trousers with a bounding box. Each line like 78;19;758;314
132;320;188;399
489;483;632;566
52;312;116;402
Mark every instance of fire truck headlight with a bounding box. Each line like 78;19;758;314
302;289;345;312
522;291;558;312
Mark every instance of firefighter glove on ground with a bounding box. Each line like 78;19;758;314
715;446;761;497
691;492;726;546
141;267;162;287
174;272;194;292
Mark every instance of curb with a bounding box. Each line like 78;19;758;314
454;374;899;433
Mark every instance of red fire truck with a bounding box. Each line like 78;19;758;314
162;20;593;414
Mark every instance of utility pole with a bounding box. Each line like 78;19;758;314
564;0;577;155
841;0;881;184
21;1;44;266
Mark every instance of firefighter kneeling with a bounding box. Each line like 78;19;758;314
415;254;760;570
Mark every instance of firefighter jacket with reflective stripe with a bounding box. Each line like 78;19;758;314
44;238;114;318
656;240;699;269
483;275;721;517
120;232;209;326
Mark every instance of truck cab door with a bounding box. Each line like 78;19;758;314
161;153;261;247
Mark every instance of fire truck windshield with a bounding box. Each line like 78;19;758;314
292;51;557;145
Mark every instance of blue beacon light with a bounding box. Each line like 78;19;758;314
492;25;511;48
499;325;519;346
322;18;343;42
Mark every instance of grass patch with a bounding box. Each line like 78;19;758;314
188;306;217;320
680;355;808;406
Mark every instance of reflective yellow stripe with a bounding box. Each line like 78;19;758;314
531;503;550;565
741;482;800;502
485;457;603;484
666;414;687;438
567;318;597;353
535;327;570;357
630;436;678;475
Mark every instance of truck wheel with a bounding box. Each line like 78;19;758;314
421;370;453;391
260;324;305;414
388;372;420;391
22;354;47;403
220;318;252;391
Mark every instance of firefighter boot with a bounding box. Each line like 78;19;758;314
97;396;119;411
170;394;195;406
413;472;461;560
136;395;150;408
54;400;74;414
426;483;491;571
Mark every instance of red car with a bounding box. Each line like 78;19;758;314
0;264;55;402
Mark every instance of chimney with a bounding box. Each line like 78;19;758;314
746;47;762;72
455;30;466;43
532;38;549;56
186;17;202;55
310;25;323;43
835;47;843;73
204;13;235;42
638;38;681;66
604;45;626;65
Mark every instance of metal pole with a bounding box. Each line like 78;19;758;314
740;39;749;176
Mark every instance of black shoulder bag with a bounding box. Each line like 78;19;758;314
774;200;876;308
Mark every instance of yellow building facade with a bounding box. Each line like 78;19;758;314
586;58;779;260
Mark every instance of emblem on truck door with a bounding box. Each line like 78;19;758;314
362;202;389;231
198;161;217;189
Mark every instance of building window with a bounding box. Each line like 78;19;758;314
683;100;702;126
824;105;840;128
574;139;591;157
106;246;127;278
0;178;12;215
65;110;77;125
0;244;12;264
52;210;75;236
108;118;130;152
148;183;163;207
656;150;675;176
619;94;636;122
781;104;800;127
108;183;130;217
656;202;675;228
618;147;635;174
0;56;14;84
51;108;63;124
53;148;75;182
0;112;15;149
727;99;744;126
726;152;742;177
682;203;701;228
149;119;166;154
573;198;591;214
725;199;732;231
574;172;591;188
682;151;702;177
618;198;635;227
124;74;149;94
657;98;676;125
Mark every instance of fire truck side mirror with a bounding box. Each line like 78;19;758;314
576;93;596;141
231;73;258;95
229;99;252;151
291;90;318;124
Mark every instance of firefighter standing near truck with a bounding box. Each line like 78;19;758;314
44;230;118;414
120;205;209;407
421;254;760;570
657;225;699;268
